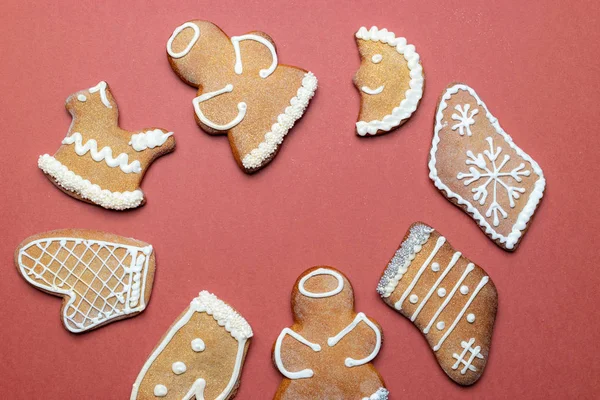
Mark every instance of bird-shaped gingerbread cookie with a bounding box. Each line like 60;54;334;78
38;81;175;210
166;20;317;173
273;267;388;400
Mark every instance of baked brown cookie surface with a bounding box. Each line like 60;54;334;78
377;222;497;385
273;267;388;400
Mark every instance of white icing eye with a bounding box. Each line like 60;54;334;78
372;54;383;64
77;94;87;102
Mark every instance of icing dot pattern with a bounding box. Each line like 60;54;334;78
437;288;446;298
409;294;418;304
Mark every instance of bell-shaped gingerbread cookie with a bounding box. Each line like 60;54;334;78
131;291;253;400
354;26;424;136
166;20;317;173
377;222;498;385
15;229;155;333
429;83;545;251
273;267;388;400
38;81;175;210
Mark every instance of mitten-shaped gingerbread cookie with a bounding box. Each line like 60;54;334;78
15;229;155;333
166;20;317;173
354;26;424;136
38;81;175;210
273;267;388;400
429;83;545;251
377;223;497;385
131;291;253;400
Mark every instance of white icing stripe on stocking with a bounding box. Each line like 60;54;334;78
192;84;247;131
38;154;144;210
241;72;317;170
410;251;462;322
231;34;278;78
327;312;382;367
62;132;142;174
274;328;321;379
433;276;489;351
89;81;112;108
423;263;475;335
395;236;446;310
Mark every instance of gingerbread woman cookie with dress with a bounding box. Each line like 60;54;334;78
273;267;388;400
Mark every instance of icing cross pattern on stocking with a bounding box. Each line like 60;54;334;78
452;338;484;375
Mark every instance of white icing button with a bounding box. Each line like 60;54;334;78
436;321;445;331
467;313;476;323
409;294;418;304
372;54;383;63
460;285;469;295
191;338;205;352
431;262;440;272
77;94;87;102
437;288;446;297
172;361;187;375
154;384;168;397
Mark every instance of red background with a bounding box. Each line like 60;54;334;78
1;1;599;399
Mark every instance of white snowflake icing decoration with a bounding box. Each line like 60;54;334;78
457;137;531;227
451;104;478;136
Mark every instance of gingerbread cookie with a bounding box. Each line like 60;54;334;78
273;267;388;400
166;20;317;173
354;26;424;136
377;223;497;385
429;83;546;251
131;291;253;400
38;81;175;210
15;229;155;333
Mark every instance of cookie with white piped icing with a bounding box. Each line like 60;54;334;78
354;26;424;136
131;291;253;400
429;83;545;251
273;267;388;400
38;81;175;210
377;222;497;386
166;20;317;173
14;229;156;333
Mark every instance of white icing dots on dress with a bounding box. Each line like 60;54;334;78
77;94;87;102
172;361;187;375
371;54;382;63
154;384;168;397
191;338;205;352
437;288;446;297
467;313;476;323
460;285;469;295
431;262;440;272
409;294;418;304
436;321;445;331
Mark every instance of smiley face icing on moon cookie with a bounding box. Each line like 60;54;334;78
354;27;424;137
166;20;318;173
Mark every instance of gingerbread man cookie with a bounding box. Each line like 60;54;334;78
166;20;317;173
429;83;545;251
377;223;497;385
38;81;175;210
131;291;253;400
15;229;155;333
354;26;424;136
273;267;388;400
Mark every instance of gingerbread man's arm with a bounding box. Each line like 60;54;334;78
274;328;321;379
327;312;382;367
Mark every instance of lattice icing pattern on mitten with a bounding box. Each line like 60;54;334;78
15;229;155;333
377;222;497;386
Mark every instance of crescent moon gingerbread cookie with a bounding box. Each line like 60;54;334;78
429;83;546;251
14;229;155;333
131;291;253;400
354;26;424;137
377;222;498;385
273;267;388;400
166;20;317;173
38;81;176;210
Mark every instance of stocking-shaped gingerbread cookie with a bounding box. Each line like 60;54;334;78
377;222;498;385
166;20;317;173
273;267;388;400
38;81;175;210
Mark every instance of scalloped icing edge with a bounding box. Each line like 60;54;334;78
241;72;317;171
355;26;424;136
38;154;144;210
192;290;253;341
428;84;546;250
363;387;390;400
